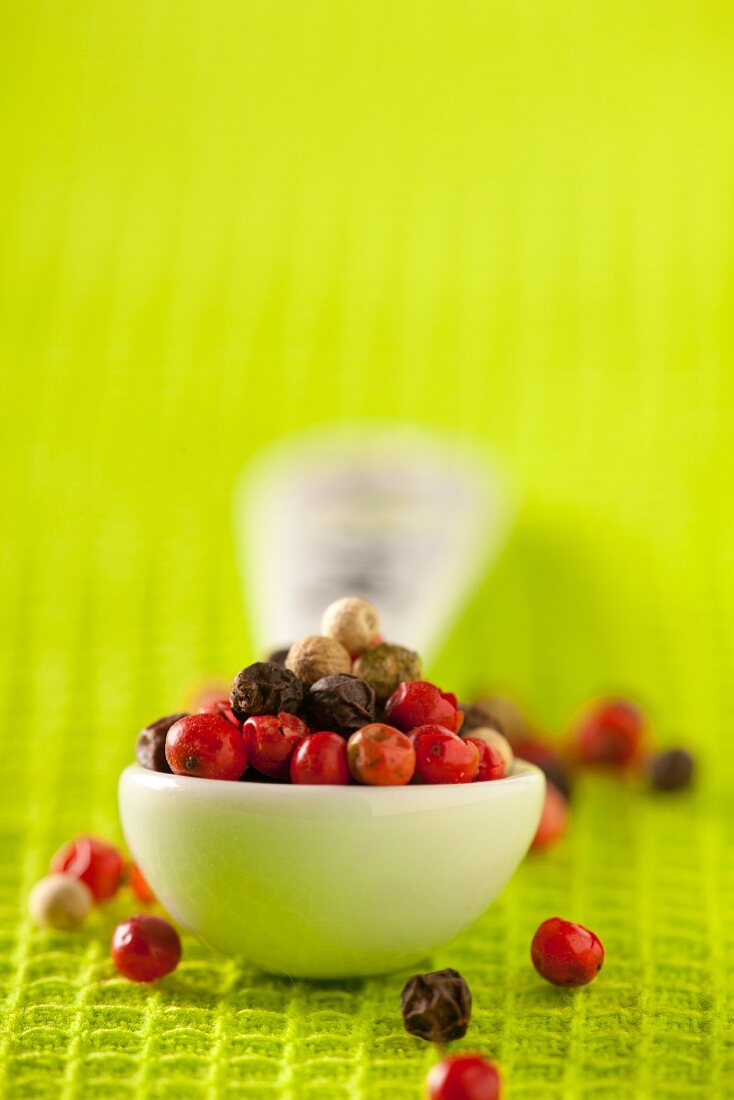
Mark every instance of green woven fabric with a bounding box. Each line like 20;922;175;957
1;1;734;1096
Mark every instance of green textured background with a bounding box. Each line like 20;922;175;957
1;1;734;1096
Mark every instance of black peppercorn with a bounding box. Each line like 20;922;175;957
540;756;574;801
230;662;305;721
265;647;291;666
470;694;528;739
307;674;376;735
136;713;187;773
511;737;574;801
649;749;695;792
459;702;504;735
400;968;472;1043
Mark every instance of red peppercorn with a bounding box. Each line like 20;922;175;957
242;712;307;779
111;915;181;982
413;726;480;784
165;713;247;781
50;836;124;902
574;697;644;767
531;916;604;987
465;737;506;782
347;723;416;785
426;1053;502;1100
197;697;241;728
385;681;462;734
128;862;156;905
290;732;350;784
530;782;569;851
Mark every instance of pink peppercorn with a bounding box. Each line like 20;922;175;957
290;732;350;784
111;915;181;982
530;782;569;852
465;737;506;782
574;698;644;768
50;836;124;902
531;916;604;987
385;681;462;734
165;713;247;780
426;1053;502;1100
242;712;307;779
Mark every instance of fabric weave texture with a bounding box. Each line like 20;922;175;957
1;0;734;1096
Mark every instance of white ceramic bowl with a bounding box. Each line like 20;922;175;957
119;762;544;978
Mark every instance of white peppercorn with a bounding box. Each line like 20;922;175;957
29;874;94;930
285;635;352;686
321;597;381;657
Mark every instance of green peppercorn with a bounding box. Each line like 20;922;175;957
353;642;421;703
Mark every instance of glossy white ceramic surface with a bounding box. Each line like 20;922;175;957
119;762;544;978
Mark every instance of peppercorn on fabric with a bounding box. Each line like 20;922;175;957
1;1;734;1097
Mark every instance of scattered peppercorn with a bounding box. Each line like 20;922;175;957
353;642;421;702
321;596;381;657
426;1054;502;1100
539;756;573;801
285;635;352;686
128;862;156;905
530;782;569;852
574;697;645;767
230;662;305;721
648;748;695;792
111;915;182;982
400;967;472;1043
307;673;376;735
50;836;124;902
136;713;187;773
29;874;94;930
531;916;604;987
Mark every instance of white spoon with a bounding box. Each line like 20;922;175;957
234;422;514;660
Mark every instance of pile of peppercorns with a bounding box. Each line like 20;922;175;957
136;596;517;787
